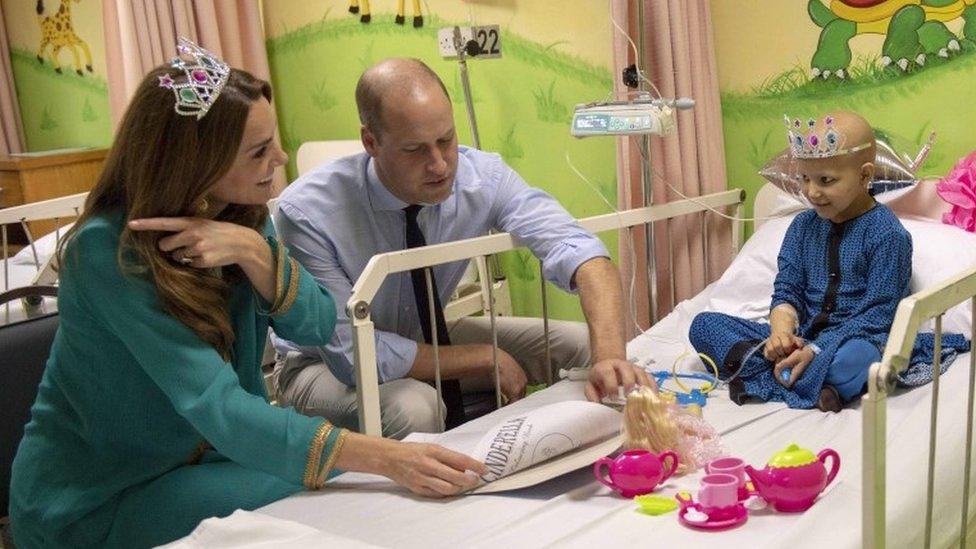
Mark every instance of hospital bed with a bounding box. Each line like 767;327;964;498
252;184;975;548
0;192;84;325
9;181;976;546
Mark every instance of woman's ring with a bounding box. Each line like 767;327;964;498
173;249;193;265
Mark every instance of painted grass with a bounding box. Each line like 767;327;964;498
267;17;617;321
749;51;975;100
10;49;111;151
720;49;976;230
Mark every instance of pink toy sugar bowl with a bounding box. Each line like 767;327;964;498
593;449;678;498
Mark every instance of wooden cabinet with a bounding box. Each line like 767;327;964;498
0;148;107;236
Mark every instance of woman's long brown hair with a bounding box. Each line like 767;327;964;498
58;66;273;360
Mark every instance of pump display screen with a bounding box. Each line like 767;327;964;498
573;114;610;131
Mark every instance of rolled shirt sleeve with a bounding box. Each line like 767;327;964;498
489;160;609;293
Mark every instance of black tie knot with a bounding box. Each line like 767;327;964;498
404;204;422;223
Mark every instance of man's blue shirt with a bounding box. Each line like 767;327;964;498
272;146;608;386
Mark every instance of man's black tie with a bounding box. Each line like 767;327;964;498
404;205;465;429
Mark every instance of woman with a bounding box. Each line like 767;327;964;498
9;39;484;549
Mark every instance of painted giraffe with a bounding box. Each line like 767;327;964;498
36;0;93;76
349;0;424;27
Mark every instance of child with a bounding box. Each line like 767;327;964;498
689;111;968;412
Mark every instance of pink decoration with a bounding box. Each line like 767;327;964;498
937;151;976;232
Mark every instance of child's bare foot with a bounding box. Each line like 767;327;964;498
816;385;843;413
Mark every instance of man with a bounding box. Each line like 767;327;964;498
273;58;651;439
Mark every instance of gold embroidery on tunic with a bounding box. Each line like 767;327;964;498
303;422;333;489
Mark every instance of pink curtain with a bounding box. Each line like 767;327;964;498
611;0;730;331
0;6;26;154
102;0;280;187
102;0;271;124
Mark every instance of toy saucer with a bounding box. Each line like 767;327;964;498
675;492;748;531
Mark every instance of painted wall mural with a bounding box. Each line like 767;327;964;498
2;0;110;152
263;0;620;322
711;0;976;220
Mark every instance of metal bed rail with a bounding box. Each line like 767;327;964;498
1;193;87;322
346;188;747;437
864;264;976;548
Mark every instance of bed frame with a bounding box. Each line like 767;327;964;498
7;186;974;546
347;189;747;435
0;192;86;318
864;266;976;548
347;185;976;547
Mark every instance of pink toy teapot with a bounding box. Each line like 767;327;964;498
594;449;678;498
744;443;840;512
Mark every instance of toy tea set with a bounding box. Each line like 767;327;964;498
594;444;841;531
596;386;840;531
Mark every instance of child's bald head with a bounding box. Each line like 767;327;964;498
793;110;878;223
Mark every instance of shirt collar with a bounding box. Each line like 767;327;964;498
365;156;459;218
366;157;410;212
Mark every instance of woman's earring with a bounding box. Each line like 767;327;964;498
197;197;209;215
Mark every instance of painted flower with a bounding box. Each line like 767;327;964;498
937;151;976;232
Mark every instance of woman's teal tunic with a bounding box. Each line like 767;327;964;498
10;213;339;548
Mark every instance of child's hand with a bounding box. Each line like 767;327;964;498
773;347;816;388
764;333;804;362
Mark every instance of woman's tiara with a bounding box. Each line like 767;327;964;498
157;37;230;120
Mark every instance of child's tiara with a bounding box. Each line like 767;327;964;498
784;114;872;159
157;37;230;120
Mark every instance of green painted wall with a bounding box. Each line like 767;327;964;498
712;0;976;222
3;0;111;151
265;2;620;322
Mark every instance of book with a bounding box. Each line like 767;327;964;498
405;400;623;494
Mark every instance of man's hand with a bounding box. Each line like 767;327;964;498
492;348;528;403
773;346;816;388
583;358;654;402
764;332;804;363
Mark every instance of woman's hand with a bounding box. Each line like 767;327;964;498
380;441;487;498
335;432;487;498
128;217;276;301
129;217;263;268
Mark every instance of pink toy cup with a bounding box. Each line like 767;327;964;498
698;473;739;519
706;457;746;487
594;449;678;498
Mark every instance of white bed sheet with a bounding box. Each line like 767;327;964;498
252;279;976;548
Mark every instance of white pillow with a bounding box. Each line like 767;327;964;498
902;219;976;335
704;213;795;321
9;223;74;266
704;212;976;336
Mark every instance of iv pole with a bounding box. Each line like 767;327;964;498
452;28;506;282
635;1;659;325
453;27;481;150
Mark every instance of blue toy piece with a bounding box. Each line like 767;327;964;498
780;369;792;384
650;371;716;408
